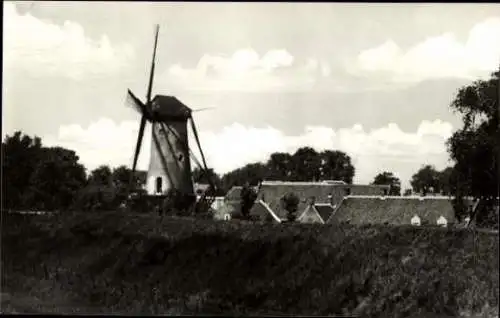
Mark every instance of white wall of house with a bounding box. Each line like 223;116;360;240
210;197;225;211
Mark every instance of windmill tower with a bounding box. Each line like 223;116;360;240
125;25;215;210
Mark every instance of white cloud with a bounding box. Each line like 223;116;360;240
161;48;323;92
352;17;500;82
44;118;455;189
3;2;135;79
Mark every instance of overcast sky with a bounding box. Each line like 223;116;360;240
3;2;500;189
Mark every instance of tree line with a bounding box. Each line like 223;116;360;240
2;68;498;228
1;131;143;212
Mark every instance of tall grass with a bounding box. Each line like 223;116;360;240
2;211;498;316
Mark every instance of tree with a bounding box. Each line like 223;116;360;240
437;166;455;196
2;131;43;210
25;147;86;211
266;152;293;181
112;165;139;204
281;192;300;222
76;165;115;211
371;171;401;196
88;165;113;186
291;147;322;181
410;165;442;195
220;148;355;190
446;67;499;227
221;163;268;193
240;182;258;219
319;150;355;184
403;189;412;196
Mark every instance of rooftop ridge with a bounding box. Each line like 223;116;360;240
345;195;454;200
257;199;281;223
261;181;389;187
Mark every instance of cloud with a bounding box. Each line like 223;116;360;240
3;2;135;79
351;17;500;82
43;117;455;189
162;48;329;92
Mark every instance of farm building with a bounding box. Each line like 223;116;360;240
327;195;464;226
252;180;390;222
212;181;479;227
215;180;389;223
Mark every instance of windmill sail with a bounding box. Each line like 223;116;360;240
146;24;160;104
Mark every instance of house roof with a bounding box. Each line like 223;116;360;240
314;203;335;223
257;181;389;221
225;186;243;201
327;195;458;225
225;185;259;202
250;200;281;223
297;205;324;224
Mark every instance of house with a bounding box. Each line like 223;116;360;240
327;195;460;226
252;180;390;222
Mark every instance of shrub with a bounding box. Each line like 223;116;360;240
281;192;300;222
240;183;257;219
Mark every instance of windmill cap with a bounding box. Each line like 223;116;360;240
151;95;192;120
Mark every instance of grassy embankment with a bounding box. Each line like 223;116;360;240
2;211;498;317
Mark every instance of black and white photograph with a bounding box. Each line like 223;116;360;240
2;1;499;316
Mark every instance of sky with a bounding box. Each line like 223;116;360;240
3;2;500;190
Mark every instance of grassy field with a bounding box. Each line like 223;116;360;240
2;211;499;317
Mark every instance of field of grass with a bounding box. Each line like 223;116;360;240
2;211;499;317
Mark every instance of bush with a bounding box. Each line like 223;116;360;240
240;184;257;219
281;192;300;222
162;189;196;216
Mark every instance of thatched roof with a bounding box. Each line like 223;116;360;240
225;186;243;201
327;195;458;226
224;185;259;202
250;200;281;223
314;203;335;223
297;205;324;224
257;181;389;221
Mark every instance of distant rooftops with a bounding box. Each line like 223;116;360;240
321;180;347;185
344;195;454;200
261;180;355;186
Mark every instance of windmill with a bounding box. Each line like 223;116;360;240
125;24;216;213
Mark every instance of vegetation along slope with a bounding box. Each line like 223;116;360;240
2;211;498;317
